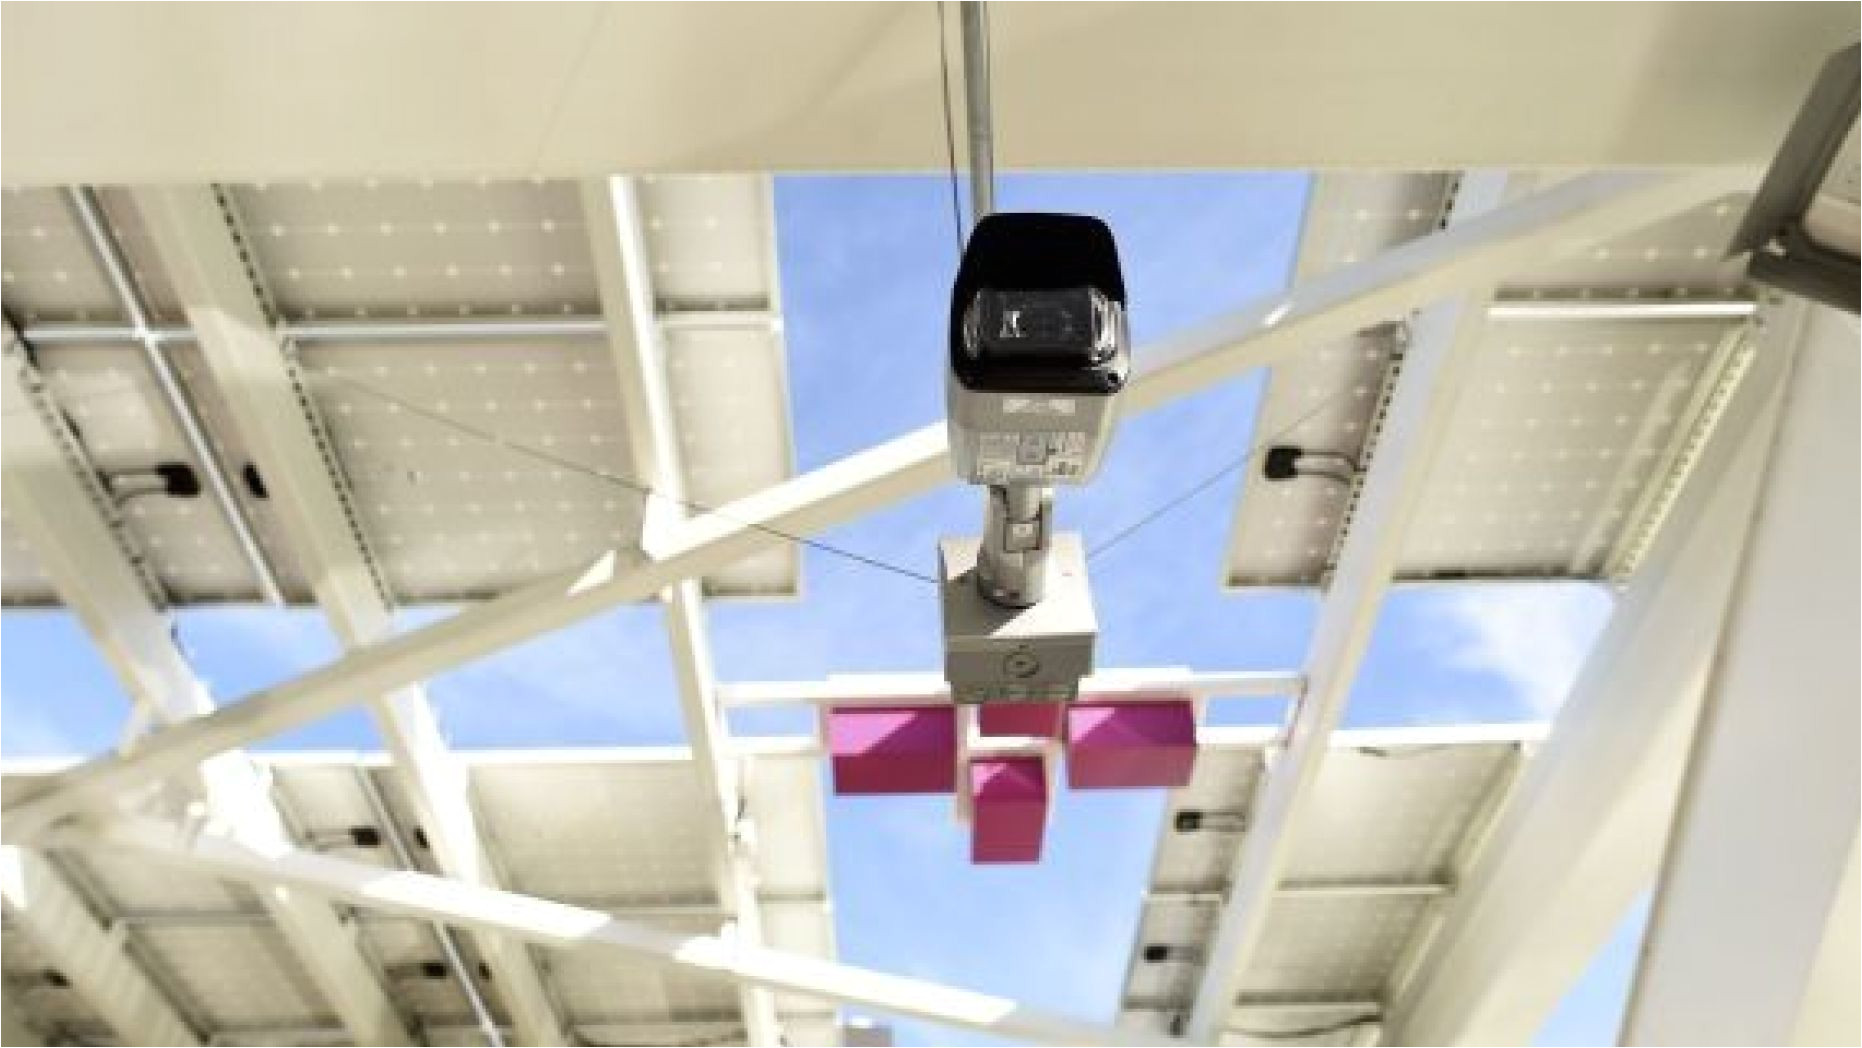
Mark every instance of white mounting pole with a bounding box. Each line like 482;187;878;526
961;1;995;223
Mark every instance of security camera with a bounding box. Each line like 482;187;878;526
947;213;1131;490
939;213;1129;704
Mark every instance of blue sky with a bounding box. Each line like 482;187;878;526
3;172;1627;1045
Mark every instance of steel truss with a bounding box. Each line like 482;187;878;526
9;167;1842;1048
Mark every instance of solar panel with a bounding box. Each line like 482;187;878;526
1116;725;1541;1045
1223;174;1756;589
0;63;1825;1042
0;742;838;1046
0;175;799;607
226;179;600;322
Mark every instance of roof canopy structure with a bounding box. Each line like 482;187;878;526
1;5;1856;1048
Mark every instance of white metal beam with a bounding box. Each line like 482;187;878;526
0;335;414;1046
130;185;567;1047
582;174;783;1046
0;846;196;1046
718;668;1301;708
1791;839;1861;1047
1184;171;1512;1043
3;170;1749;839
1123;169;1748;415
1621;306;1860;1046
64;815;1178;1048
665;579;784;1046
1;997;44;1047
1383;305;1803;1046
580;176;687;547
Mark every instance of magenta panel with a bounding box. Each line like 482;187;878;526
827;705;957;795
977;702;1067;738
970;755;1049;863
1065;699;1198;790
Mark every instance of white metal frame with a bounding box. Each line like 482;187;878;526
582;174;784;1045
0;845;198;1046
1182;170;1513;1042
1382;302;1805;1046
133;185;568;1047
1621;305;1860;1046
1;326;415;1045
57;814;1168;1048
717;668;1301;709
3;168;1741;834
1;168;1783;1045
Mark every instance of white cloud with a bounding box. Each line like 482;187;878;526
1427;583;1615;716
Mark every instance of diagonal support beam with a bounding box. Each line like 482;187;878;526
62;814;1177;1048
0;332;414;1046
3;170;1751;840
130;185;566;1047
1183;171;1512;1042
1383;305;1802;1046
0;846;196;1046
582;174;783;1045
1621;305;1859;1046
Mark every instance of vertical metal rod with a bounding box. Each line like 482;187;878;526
352;768;506;1048
959;1;995;224
960;0;1057;612
64;185;287;606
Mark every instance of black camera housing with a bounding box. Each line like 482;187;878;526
949;213;1131;395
